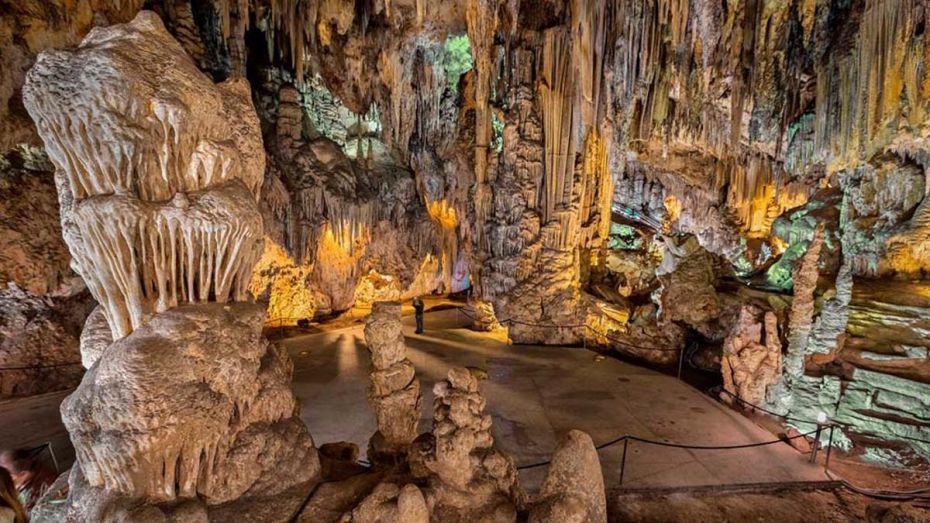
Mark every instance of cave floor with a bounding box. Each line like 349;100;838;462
0;305;831;495
285;306;830;492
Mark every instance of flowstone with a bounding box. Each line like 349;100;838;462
23;11;264;340
721;305;782;408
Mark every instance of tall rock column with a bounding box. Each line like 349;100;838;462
364;301;422;462
23;12;319;521
767;223;824;414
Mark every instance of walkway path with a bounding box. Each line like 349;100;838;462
0;306;829;491
284;307;829;490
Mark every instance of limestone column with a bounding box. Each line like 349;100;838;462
364;301;422;462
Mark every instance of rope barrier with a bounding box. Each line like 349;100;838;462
716;388;930;446
515;428;819;470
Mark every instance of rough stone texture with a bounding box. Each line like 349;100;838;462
656;236;724;339
4;0;930;465
769;223;825;414
0;285;93;397
0;1;144;154
0;150;94;396
342;482;429;523
23;11;265;340
528;429;607;523
364;301;422;459
78;306;112;369
411;366;525;522
22;12;321;521
58;303;320;515
721;306;782;408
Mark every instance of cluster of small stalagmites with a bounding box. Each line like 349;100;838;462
721;305;782;408
398;366;606;522
364;301;422;461
407;366;524;521
21;11;265;340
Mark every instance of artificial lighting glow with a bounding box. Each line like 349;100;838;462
817;411;828;424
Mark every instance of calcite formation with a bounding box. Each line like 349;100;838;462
364;301;422;459
63;303;319;504
721;306;782;408
0;149;93;397
411;367;525;522
23;11;264;340
528;430;607;523
343;483;429;523
20;12;320;520
3;0;930;475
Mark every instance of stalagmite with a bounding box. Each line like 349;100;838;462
410;367;524;522
364;301;422;461
22;12;320;520
721;306;782;408
528;430;607;523
784;223;825;382
23;11;265;339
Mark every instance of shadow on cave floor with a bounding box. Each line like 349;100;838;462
0;305;834;497
283;308;830;493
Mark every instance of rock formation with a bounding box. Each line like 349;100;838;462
342;483;429;523
63;303;319;507
411;367;525;521
721;306;782;408
364;301;421;461
0;148;93;397
21;12;320;520
528;430;607;523
2;0;930;477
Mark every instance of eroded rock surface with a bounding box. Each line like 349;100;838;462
411;367;525;522
364;301;421;461
62;304;319;507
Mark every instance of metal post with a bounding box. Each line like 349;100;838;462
619;438;629;485
46;442;59;474
677;343;686;380
824;425;836;473
809;423;824;463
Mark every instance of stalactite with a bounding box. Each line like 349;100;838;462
814;0;922;171
466;0;499;249
538;28;574;232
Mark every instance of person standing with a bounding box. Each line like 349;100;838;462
412;296;425;334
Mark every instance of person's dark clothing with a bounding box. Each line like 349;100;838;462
413;298;425;333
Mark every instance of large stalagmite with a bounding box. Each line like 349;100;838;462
22;12;319;521
364;301;422;461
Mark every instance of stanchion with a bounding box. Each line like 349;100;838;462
619;438;629;485
809;422;824;463
677;344;685;380
824;424;836;472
